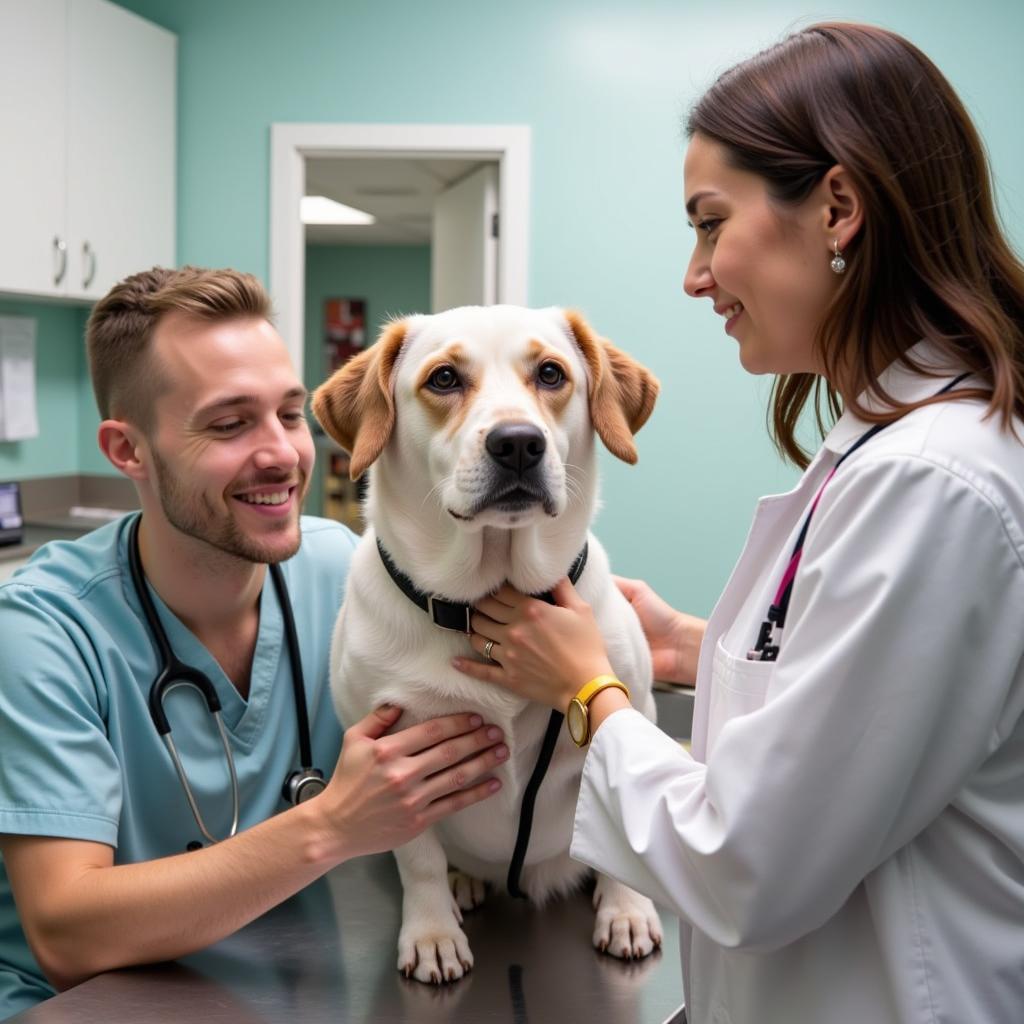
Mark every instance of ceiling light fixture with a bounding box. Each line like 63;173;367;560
300;196;376;225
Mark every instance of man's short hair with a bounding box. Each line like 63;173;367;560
86;266;273;431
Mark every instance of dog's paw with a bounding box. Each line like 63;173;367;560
448;869;486;913
592;878;663;961
397;917;474;984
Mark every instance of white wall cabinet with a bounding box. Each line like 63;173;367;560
0;0;68;296
0;0;175;302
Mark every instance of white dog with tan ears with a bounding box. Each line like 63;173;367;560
312;305;662;984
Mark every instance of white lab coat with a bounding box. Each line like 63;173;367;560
570;342;1024;1024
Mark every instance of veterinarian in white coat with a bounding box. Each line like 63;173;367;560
458;23;1024;1024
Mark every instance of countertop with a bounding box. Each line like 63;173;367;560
0;523;95;563
10;853;685;1024
0;504;137;563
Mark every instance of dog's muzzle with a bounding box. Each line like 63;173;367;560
477;422;555;515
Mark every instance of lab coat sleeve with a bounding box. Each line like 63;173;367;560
571;453;1024;951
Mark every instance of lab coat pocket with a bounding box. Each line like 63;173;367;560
706;637;775;757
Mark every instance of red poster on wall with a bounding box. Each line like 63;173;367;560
324;298;367;373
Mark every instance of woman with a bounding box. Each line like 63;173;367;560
454;22;1024;1024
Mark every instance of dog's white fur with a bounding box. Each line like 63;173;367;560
313;305;662;984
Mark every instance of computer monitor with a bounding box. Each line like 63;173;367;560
0;481;24;547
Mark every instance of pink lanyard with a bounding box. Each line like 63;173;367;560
747;372;971;662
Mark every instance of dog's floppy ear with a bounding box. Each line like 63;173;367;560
563;310;659;464
312;318;409;480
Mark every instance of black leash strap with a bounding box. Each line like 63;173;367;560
507;704;563;898
507;579;579;899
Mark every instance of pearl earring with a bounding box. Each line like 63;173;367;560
830;239;847;275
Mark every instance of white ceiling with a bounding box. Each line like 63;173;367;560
303;157;490;246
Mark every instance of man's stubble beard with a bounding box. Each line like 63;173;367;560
150;446;306;565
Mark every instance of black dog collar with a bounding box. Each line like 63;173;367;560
375;538;589;633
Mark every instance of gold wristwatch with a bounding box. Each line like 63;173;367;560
566;674;630;747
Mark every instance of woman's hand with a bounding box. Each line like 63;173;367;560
454;578;614;712
614;576;706;685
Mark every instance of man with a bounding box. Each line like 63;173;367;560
0;267;506;1018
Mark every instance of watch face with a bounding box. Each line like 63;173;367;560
567;700;587;744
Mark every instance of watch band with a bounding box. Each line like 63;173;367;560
567;674;630;748
574;673;630;707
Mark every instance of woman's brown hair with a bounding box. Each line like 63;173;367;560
686;22;1024;467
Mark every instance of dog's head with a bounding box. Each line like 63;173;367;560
312;306;658;530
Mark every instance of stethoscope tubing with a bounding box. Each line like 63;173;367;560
161;700;240;845
127;515;323;844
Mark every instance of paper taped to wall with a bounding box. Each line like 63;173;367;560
0;316;39;441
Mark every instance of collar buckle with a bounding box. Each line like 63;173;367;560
427;594;473;635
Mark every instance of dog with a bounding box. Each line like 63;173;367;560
312;305;662;984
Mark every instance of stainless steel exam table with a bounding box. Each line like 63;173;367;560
10;852;685;1024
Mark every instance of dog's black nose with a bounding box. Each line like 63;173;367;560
485;422;546;475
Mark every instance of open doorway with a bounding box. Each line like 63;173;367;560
270;123;531;531
303;156;499;528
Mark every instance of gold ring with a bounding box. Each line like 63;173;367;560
483;639;496;662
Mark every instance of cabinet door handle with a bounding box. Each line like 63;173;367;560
82;241;97;288
53;236;67;286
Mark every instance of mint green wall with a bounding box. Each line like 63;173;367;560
0;300;89;481
303;242;431;511
107;0;1023;615
0;299;110;480
77;377;110;475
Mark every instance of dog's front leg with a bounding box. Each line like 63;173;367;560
592;873;664;960
394;829;473;983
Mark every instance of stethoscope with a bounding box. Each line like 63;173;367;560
748;372;973;662
127;516;326;845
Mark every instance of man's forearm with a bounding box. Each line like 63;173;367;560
11;707;507;992
27;798;342;990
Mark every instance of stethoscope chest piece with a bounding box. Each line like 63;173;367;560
284;768;327;804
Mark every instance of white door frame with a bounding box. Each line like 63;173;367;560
269;123;531;377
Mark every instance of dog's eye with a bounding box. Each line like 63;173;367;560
427;366;461;391
537;362;565;388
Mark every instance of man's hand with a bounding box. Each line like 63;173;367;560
1;707;506;991
313;706;508;861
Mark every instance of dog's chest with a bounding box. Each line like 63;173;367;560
436;709;586;874
328;530;651;879
331;589;589;870
331;563;527;721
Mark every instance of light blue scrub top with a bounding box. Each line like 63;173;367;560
0;513;357;1018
